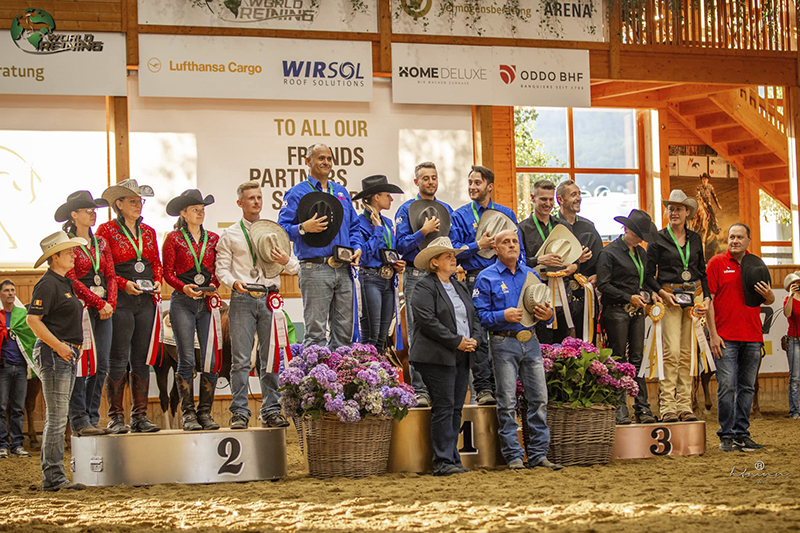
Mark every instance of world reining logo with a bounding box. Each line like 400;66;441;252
10;8;55;52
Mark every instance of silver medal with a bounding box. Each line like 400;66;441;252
250;267;259;278
134;260;145;273
194;273;205;285
94;274;102;286
681;270;691;281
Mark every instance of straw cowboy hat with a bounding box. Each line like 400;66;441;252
248;220;292;278
475;210;517;259
613;209;658;243
166;189;215;217
783;271;800;291
518;272;550;327
296;191;344;248
101;178;155;206
408;199;452;251
413;236;467;271
662;189;698;219
35;231;87;268
352;175;404;202
534;224;583;270
54;190;108;223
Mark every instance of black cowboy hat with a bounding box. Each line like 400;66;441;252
54;190;109;222
166;189;215;216
614;209;658;243
408;199;451;250
297;191;344;248
352;175;404;202
741;254;772;307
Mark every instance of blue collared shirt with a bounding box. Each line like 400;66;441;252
450;200;525;271
473;261;553;332
278;176;363;260
356;212;395;268
394;196;454;264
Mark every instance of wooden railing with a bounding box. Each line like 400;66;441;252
739;85;786;133
621;0;797;51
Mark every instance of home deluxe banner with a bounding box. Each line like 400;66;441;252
391;43;590;107
138;34;373;102
138;0;378;32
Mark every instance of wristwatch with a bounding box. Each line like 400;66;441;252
299;222;306;236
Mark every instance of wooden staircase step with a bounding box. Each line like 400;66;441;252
678;98;720;116
759;167;789;183
711;126;752;143
726;139;772;156
742;153;785;169
695;112;737;129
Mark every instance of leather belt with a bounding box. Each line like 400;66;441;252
300;256;331;264
492;329;535;342
62;341;83;349
407;267;427;276
663;281;701;291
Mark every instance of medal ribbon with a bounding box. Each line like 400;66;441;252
306;179;333;195
532;215;553;244
204;295;223;374
362;211;393;249
666;225;690;272
71;233;100;275
628;248;644;289
471;200;494;226
116;220;143;261
239;220;257;268
180;227;208;275
76;302;97;378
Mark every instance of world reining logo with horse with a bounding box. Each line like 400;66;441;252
10;8;105;54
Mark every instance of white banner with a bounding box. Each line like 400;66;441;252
138;0;378;32
392;0;603;42
392;43;590;107
138;34;373;102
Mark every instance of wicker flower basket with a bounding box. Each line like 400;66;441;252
300;413;393;478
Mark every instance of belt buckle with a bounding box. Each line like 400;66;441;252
682;282;693;291
515;330;532;342
327;256;343;268
380;265;394;279
624;303;637;317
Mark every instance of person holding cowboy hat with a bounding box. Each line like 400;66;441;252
56;191;116;437
783;270;800;420
473;229;561;471
409;236;481;476
597;209;661;425
96;179;161;434
354;175;406;353
163;189;222;431
644;189;710;423
26;231;88;491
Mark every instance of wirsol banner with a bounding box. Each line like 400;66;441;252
0;8;126;96
138;34;373;102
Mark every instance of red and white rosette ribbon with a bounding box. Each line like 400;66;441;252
146;293;164;367
690;306;715;376
265;292;291;374
77;302;97;378
546;275;574;330
204;294;223;374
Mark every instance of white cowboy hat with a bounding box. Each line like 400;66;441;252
475;210;517;259
413;236;467;272
783;271;800;291
248;220;292;278
662;189;698;219
35;231;87;268
102;178;155;207
534;224;583;270
518;272;550;327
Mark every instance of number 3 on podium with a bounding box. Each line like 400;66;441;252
649;427;673;456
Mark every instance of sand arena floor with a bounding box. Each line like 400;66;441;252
0;400;798;533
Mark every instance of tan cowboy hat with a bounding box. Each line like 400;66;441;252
534;224;582;270
35;231;87;268
518;272;550;327
662;189;698;219
475;210;517;259
102;178;155;207
248;220;292;278
413;236;468;272
784;271;800;291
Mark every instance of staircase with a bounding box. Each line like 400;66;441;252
667;86;789;207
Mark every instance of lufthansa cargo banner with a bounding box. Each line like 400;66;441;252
139;0;378;33
392;0;603;42
0;8;126;96
138;34;373;102
391;43;590;107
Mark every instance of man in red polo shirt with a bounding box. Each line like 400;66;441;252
706;223;774;452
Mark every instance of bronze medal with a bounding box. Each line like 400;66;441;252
380;265;393;279
681;270;691;281
515;330;532;343
569;279;580;291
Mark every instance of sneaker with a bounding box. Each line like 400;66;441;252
415;395;430;408
0;448;8;459
529;458;563;471
107;415;129;435
507;458;525;470
230;413;249;430
719;437;735;452
262;412;290;428
10;446;31;457
77;426;107;437
475;391;496;406
734;436;764;452
661;412;679;423
635;412;657;424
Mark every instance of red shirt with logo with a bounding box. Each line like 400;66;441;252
784;297;800;337
707;250;763;343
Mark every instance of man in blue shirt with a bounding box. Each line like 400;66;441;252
473;230;561;471
278;143;363;349
395;162;452;407
450;165;524;405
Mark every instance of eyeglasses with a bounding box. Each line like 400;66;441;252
125;198;145;206
77;208;96;215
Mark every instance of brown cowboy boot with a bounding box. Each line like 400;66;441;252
175;374;201;431
130;372;160;433
105;373;129;434
196;374;220;430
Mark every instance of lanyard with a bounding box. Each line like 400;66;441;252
70;233;100;274
116;220;143;261
180;227;208;274
306;179;333;195
666;226;690;271
628;248;644;289
362;211;393;248
471;201;493;225
532;215;552;244
239;220;257;267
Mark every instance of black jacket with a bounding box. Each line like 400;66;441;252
409;273;482;367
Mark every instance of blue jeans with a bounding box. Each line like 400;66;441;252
403;268;428;397
228;291;279;420
360;269;394;352
169;292;218;385
69;308;112;431
465;274;492;395
32;340;79;490
491;333;550;465
415;358;470;474
298;262;353;349
0;363;28;450
715;339;761;440
787;338;800;417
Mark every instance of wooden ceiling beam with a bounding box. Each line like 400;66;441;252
591;81;682;100
678;98;721;116
695;112;737;129
657;84;741;102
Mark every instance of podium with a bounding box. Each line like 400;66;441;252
610;421;706;460
71;428;287;486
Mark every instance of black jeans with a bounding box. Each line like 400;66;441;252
465;274;492;394
415;357;470;474
600;304;652;418
109;292;156;417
